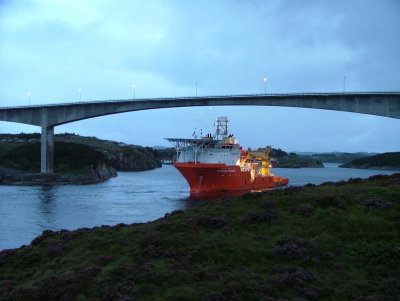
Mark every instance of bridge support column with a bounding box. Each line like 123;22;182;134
41;125;54;174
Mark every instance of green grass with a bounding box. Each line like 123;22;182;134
1;173;399;300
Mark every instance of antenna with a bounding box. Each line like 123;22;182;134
214;117;229;140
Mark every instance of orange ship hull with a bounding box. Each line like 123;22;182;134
174;162;289;193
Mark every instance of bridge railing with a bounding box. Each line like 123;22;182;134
1;91;400;110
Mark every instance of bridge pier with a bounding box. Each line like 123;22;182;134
41;125;54;174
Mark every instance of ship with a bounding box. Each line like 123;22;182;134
166;117;289;196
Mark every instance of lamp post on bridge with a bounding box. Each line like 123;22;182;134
263;77;267;94
78;88;82;102
132;84;137;99
27;91;31;105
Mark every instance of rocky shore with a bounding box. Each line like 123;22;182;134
0;164;117;185
339;163;400;171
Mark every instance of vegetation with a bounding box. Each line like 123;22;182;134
270;148;323;168
340;152;400;170
1;174;399;300
54;134;161;171
0;133;40;158
153;147;176;161
312;152;377;163
0;133;162;173
0;133;40;140
0;142;110;173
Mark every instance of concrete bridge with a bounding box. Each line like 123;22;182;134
1;92;399;173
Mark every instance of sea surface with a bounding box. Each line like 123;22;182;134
0;163;398;250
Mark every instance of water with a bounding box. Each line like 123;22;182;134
270;163;397;186
0;164;398;250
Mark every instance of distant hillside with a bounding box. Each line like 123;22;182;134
153;147;176;161
269;148;323;168
0;141;109;173
339;152;400;170
0;133;162;172
55;134;161;171
312;152;377;163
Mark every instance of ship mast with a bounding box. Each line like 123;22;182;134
214;117;229;140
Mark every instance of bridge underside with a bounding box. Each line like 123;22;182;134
0;92;399;173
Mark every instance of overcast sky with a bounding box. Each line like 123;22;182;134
1;0;399;153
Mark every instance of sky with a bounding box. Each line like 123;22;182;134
0;0;399;153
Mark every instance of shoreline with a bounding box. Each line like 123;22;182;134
0;165;117;185
338;164;400;171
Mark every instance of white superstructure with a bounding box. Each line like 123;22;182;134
171;139;240;165
166;117;241;166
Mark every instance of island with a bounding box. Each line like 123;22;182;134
0;133;162;185
269;148;324;168
339;152;400;171
312;152;377;163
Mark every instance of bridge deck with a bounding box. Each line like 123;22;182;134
1;92;399;174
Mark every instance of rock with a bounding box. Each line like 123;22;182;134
0;164;117;185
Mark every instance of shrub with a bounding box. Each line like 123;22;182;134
247;210;280;223
363;199;392;209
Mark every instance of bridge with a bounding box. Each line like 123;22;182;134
1;92;399;174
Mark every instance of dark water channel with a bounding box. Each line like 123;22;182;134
0;164;397;250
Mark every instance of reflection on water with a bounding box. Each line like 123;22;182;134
189;184;289;200
0;164;398;250
38;186;56;213
37;186;57;228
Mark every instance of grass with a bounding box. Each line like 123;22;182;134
0;173;399;300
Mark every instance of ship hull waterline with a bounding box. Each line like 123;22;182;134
174;162;289;194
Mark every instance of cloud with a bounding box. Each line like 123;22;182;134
0;0;399;152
